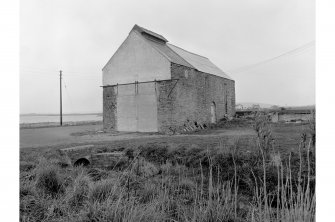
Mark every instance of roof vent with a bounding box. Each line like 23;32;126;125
132;24;168;43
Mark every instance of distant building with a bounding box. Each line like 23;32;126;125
270;109;314;123
102;25;235;133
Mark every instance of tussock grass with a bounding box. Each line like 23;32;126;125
66;173;91;209
88;178;119;203
34;162;65;198
20;115;315;221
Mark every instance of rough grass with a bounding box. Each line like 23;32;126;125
34;161;65;198
20;117;315;221
66;173;91;209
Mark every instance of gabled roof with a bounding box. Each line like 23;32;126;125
143;36;194;68
167;44;233;80
132;25;168;43
131;24;233;80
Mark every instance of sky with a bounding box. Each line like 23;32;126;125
20;0;315;114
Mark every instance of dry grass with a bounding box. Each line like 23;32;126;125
20;116;315;221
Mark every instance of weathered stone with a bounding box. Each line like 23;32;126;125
156;63;235;133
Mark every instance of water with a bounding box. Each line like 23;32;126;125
20;114;102;124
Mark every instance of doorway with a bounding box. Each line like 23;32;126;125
210;102;216;123
117;82;158;132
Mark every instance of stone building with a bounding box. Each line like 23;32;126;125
102;25;235;133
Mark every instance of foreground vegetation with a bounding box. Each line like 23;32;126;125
20;115;315;221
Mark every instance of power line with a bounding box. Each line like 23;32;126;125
227;41;315;74
62;77;75;113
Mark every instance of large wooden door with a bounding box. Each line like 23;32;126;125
136;83;158;132
117;85;137;131
116;82;158;132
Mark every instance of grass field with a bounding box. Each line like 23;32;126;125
20;116;315;221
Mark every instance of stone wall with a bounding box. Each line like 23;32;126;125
156;63;235;133
90;152;126;169
103;63;236;133
156;80;176;133
59;145;95;165
103;86;117;131
60;145;127;169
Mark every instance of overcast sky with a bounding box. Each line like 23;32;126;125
20;0;315;114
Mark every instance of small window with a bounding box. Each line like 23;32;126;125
184;70;189;78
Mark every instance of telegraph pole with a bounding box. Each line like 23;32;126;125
60;70;63;126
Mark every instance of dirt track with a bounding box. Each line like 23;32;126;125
20;124;256;149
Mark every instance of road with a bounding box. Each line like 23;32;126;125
20;124;256;149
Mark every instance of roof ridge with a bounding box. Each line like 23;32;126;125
139;34;195;69
167;43;209;59
132;24;168;42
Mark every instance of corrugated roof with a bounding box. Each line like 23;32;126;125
167;44;233;80
133;25;233;80
145;39;194;68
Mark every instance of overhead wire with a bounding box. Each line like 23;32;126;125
21;41;315;82
62;76;75;113
226;41;315;75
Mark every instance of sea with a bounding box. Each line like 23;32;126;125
20;114;102;124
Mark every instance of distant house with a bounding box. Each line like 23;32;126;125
102;25;235;133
